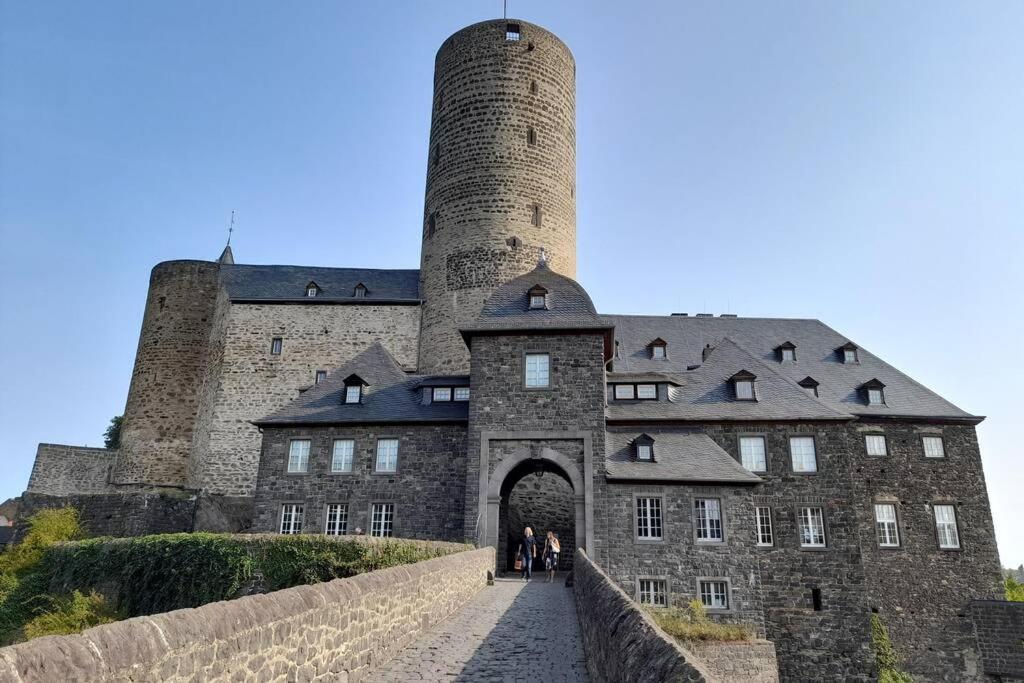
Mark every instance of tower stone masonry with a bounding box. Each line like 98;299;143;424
417;19;577;373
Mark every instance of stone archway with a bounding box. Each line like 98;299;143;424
483;445;588;564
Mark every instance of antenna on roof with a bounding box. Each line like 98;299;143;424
503;0;507;19
226;210;235;247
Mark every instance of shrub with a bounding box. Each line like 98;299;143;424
0;507;83;575
871;613;913;683
22;590;118;639
648;599;753;642
1006;576;1024;602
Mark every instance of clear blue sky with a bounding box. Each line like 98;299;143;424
1;1;1021;565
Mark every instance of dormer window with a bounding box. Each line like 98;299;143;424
798;376;819;397
527;284;548;310
306;282;320;297
730;370;757;401
837;342;859;364
860;379;886;406
341;374;367;404
432;387;452;402
353;283;367;298
649;338;668;360
634;434;656;462
777;342;797;362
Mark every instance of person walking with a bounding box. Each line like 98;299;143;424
543;531;561;582
516;527;537;581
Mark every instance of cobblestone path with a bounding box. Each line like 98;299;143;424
368;576;589;682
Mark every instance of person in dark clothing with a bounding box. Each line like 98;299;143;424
516;526;537;580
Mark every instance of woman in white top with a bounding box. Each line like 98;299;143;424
543;531;561;582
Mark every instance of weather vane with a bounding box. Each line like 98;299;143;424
227;210;235;247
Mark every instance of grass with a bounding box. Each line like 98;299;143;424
648;599;754;642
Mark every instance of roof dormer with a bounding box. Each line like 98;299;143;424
648;338;668;360
341;373;368;404
776;341;797;362
729;370;757;401
798;376;820;397
633;434;656;462
527;284;549;310
836;342;859;364
353;283;368;298
305;281;321;297
860;378;886;406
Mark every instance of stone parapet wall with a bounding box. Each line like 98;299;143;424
15;492;197;540
971;600;1024;680
685;641;779;683
0;546;495;683
26;444;114;496
573;548;710;682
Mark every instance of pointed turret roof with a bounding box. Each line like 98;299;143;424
218;245;234;265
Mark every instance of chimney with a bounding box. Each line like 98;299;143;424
702;344;714;361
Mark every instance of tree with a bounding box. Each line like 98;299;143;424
1006;576;1024;602
103;416;122;450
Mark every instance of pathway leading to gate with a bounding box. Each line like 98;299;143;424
368;576;590;682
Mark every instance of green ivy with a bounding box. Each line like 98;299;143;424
870;613;913;683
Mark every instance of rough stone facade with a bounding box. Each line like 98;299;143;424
253;424;467;540
418;19;577;373
26;444;114;496
16;492;197;540
504;471;575;572
970;600;1024;681
0;546;495;683
191;302;421;496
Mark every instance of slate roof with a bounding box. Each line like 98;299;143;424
220;264;421;302
254;343;467;425
606;429;762;483
605;314;977;421
461;263;611;341
606;371;684;386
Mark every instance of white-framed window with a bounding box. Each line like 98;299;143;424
735;380;755;400
923;436;945;458
506;23;521;41
694;498;723;542
371;503;394;537
865;434;887;457
934;504;960;549
287;439;310;473
636;497;663;540
354;284;366;298
454;387;471;401
270;337;283;355
280;504;304;534
867;388;885;405
315;370;327;385
698;580;729;610
306;286;318;297
432;387;452;402
755;506;774;546
790;436;818;473
525;353;550;388
652;345;666;359
614;384;635;400
638;578;667;606
529;294;546;309
637;384;657;400
344;385;361;404
781;347;796;362
636;444;653;461
874;504;899;547
844;348;858;363
739;436;767;472
798;506;827;548
375;439;399;473
325;503;348;536
331;439;354;473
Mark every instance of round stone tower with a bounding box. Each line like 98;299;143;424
417;19;577;373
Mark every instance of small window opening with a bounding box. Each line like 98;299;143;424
530;80;538;94
428;212;437;238
432;144;441;165
506;24;521;41
315;370;327;385
812;588;823;611
354;283;367;298
531;203;543;227
527;127;537;146
270;337;283;355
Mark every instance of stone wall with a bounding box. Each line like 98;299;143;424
192;301;421;497
15;492;196;540
0;546;495;683
418;19;577;373
572;548;709;682
970;600;1024;680
115;260;221;487
502;471;575;572
684;641;780;683
253;424;467;540
26;444;114;496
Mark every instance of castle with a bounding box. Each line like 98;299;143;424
19;19;1005;681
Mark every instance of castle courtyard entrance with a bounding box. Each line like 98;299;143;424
498;459;576;574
